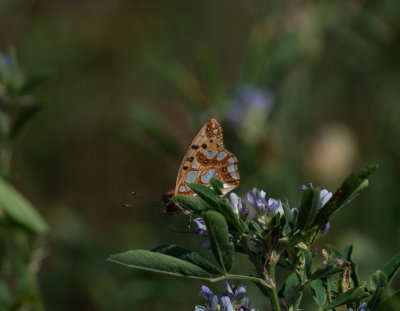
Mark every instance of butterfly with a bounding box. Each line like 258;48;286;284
163;118;240;215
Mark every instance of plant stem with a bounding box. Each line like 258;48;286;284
267;263;281;311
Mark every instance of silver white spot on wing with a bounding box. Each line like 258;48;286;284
207;150;218;159
213;129;218;134
201;168;217;184
217;152;227;161
231;172;237;180
179;186;188;192
212;123;216;128
192;159;200;168
228;156;235;163
185;171;198;183
201;130;206;136
228;164;235;172
202;151;209;156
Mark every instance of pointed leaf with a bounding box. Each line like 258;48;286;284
370;270;388;291
368;270;388;309
210;178;223;196
304;250;313;279
278;273;299;298
151;244;221;274
109;250;212;279
189;183;219;207
376;290;400;311
324;286;370;309
311;265;344;280
296;188;320;230
0;178;48;234
310;279;327;307
202;211;234;274
381;253;400;285
313;164;378;226
282;199;293;227
342;245;353;261
172;195;208;214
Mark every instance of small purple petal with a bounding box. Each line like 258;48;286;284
208;295;218;311
199;286;214;301
320;189;333;207
220;296;234;311
233;284;247;300
194;217;207;237
221;280;233;296
321;221;330;233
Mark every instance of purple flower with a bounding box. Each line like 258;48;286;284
230;193;249;221
347;302;370;311
319;189;333;207
220;296;234;311
221;281;247;301
193;218;211;249
226;85;274;130
194;218;207;237
195;282;254;311
196;286;218;311
247;188;282;216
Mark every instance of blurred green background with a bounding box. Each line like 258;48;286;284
1;0;400;310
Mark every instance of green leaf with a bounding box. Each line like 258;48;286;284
328;244;343;257
370;270;388;291
189;183;219;207
0;280;11;309
210;178;223;195
368;270;388;309
151;244;220;274
0;178;48;234
293;291;303;311
282;199;293;227
324;286;370;309
296;188;320;230
313;164;378;226
202;211;234;274
217;199;246;234
381;253;400;285
310;279;327;307
311;265;344;280
172;195;208;214
189;184;245;234
278;273;299;298
304;250;313;279
376;290;400;311
10;102;42;139
108;250;212;279
342;245;353;261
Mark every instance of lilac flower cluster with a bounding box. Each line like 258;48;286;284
246;188;283;216
193;184;333;246
195;281;254;311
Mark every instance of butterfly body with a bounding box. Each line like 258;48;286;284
165;118;240;214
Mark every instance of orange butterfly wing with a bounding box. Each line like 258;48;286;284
174;118;240;199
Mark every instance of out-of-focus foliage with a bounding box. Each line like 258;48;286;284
0;0;399;310
0;48;48;311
